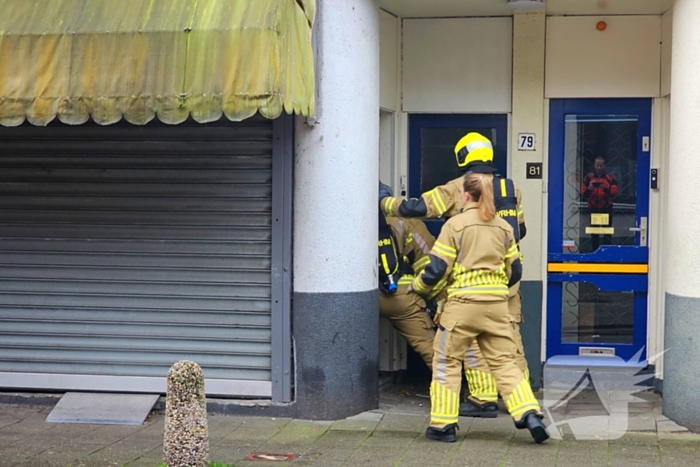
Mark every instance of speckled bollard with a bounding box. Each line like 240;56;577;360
163;360;210;467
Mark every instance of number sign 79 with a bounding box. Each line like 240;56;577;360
518;133;536;151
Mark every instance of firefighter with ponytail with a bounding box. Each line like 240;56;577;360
380;132;529;418
409;173;548;444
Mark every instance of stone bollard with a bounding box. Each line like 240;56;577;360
163;360;210;467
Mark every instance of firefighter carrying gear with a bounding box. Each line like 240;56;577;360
378;132;530;418
410;196;547;444
379;216;437;369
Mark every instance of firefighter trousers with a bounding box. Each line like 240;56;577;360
379;283;436;369
463;291;529;403
430;299;540;428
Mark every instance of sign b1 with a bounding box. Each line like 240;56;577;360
518;133;536;151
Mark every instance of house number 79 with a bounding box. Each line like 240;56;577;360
518;133;536;151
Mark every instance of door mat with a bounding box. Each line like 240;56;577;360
46;392;159;425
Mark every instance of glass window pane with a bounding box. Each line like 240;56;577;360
561;281;634;344
420;128;497;194
561;115;638;254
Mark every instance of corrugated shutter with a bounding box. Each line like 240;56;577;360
0;117;274;397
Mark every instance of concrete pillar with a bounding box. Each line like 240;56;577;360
292;0;380;419
511;11;546;388
663;0;700;431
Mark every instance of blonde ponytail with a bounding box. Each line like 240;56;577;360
463;173;496;221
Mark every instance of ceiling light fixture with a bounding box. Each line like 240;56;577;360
507;0;545;11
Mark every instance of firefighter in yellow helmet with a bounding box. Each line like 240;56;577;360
409;173;548;444
378;201;439;368
380;132;529;418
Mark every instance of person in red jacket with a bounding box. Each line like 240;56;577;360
581;156;618;249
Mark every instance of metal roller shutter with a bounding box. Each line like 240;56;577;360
0;117;276;397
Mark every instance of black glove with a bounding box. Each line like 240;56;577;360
379;180;393;202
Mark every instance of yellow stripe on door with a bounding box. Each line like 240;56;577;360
547;263;648;274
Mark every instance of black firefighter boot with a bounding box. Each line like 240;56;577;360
514;410;549;444
425;423;458;443
459;397;499;418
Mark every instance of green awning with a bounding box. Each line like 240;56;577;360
0;0;316;126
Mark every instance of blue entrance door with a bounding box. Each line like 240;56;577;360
547;99;651;361
409;114;508;237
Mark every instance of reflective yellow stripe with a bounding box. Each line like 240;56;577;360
429;189;447;216
500;178;507;197
433;242;457;259
547;263;648;274
380;254;390;275
506;245;519;259
414;256;431;270
505;377;541;419
448;286;509;297
412;277;431;294
430;381;459;426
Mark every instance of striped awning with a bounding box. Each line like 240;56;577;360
0;0;315;126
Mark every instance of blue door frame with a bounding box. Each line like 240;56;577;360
409;114;508;237
547;98;651;361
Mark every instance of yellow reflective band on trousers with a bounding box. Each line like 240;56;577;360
505;377;541;420
430;381;459;426
466;368;498;403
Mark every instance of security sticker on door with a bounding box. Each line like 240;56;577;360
518;133;536;151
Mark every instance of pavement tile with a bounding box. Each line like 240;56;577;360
13;442;104;467
345;445;412;466
362;432;417;448
375;413;427;434
346;411;383;422
72;423;146;445
265;419;329;445
626;415;657;432
657;419;689;433
609;444;661;467
556;440;610;466
610;432;658;446
503;437;560;466
73;437;162;467
397;435;463;466
295;447;356;464
329;418;380;432
0;419;22;430
449;436;514;467
308;430;369;452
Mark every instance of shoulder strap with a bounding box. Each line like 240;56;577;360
492;177;521;244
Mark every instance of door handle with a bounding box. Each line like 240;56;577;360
629;217;648;247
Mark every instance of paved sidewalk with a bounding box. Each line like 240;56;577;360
0;387;698;467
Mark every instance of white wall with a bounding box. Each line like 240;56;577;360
545;16;661;98
649;97;670;379
661;9;673;97
380;10;399;112
402;18;513;112
511;12;546;282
